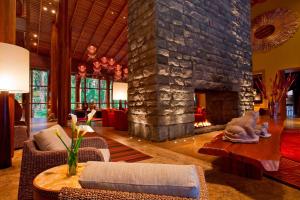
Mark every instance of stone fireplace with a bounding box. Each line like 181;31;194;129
128;0;253;141
194;90;240;134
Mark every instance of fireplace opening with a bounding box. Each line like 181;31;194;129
194;90;240;134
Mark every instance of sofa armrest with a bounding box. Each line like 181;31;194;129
80;136;108;149
59;187;195;200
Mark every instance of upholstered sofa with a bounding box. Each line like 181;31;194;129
14;99;29;149
18;137;109;200
58;165;208;200
102;109;115;127
113;110;128;131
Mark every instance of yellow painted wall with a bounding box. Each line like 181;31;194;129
252;0;300;110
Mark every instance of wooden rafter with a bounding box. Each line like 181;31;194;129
70;0;79;26
72;0;97;57
80;0;113;61
111;35;127;60
94;2;127;58
118;50;127;64
102;24;127;58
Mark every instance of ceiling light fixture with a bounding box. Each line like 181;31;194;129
43;6;48;11
51;9;56;14
33;34;38;38
111;11;114;15
33;42;37;46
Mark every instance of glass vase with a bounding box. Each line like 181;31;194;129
67;151;78;176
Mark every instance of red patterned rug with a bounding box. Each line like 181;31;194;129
65;127;152;162
265;129;300;189
104;137;152;162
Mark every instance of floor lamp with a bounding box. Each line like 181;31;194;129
0;43;29;169
113;82;128;110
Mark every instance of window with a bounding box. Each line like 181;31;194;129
70;75;113;110
71;75;76;110
15;93;22;104
31;70;48;118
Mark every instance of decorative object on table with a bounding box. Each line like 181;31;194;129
113;82;128;110
86;109;96;126
19;125;108;200
255;122;271;138
223;111;260;143
56;111;96;176
254;71;296;119
0;42;29;169
251;8;300;52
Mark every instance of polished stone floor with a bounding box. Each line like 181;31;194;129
0;118;300;200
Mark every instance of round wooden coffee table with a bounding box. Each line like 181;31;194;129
33;163;86;200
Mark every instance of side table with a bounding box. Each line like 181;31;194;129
33;163;85;200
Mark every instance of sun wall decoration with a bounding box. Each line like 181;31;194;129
251;8;300;52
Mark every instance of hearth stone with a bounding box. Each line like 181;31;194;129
194;125;226;135
128;0;253;141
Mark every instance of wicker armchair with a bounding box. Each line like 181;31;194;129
18;137;108;200
58;166;208;200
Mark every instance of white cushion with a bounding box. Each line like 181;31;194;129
33;124;71;151
79;162;200;199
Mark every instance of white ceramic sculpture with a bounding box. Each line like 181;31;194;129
223;111;260;143
255;122;271;138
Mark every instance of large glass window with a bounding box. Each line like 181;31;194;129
31;70;49;118
70;76;113;110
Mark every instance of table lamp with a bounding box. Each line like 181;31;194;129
112;82;128;110
0;42;29;168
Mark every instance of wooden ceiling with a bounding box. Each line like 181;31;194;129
27;0;128;66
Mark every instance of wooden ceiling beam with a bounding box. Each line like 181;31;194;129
111;35;127;60
72;0;97;57
70;0;79;26
80;0;113;61
94;2;127;58
118;50;127;65
102;24;127;58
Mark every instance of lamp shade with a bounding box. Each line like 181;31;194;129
0;43;30;93
113;82;128;100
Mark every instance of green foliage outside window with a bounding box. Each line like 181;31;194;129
31;70;48;118
15;93;22;104
70;76;113;110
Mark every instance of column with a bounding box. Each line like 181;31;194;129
50;22;58;118
57;0;71;126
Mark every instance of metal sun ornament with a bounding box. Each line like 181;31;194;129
251;8;300;52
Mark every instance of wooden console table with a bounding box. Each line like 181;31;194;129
198;119;284;179
33;163;85;200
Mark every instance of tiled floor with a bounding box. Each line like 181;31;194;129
0;118;300;200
